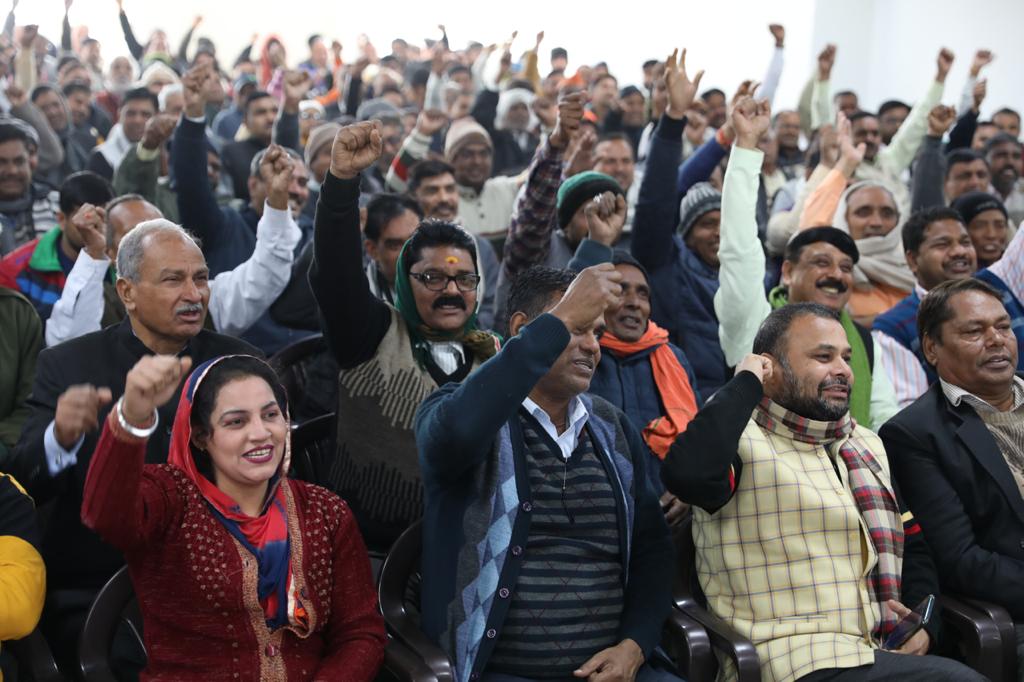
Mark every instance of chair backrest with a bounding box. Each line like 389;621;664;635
378;520;454;682
673;514;699;608
79;566;144;682
288;413;336;485
4;628;63;682
270;334;327;413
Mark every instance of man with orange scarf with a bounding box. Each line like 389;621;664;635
568;193;701;527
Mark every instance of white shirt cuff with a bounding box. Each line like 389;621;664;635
44;420;85;476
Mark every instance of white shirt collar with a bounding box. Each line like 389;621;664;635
940;376;1024;412
428;340;466;376
521;395;590;460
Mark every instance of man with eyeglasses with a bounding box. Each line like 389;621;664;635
308;120;502;550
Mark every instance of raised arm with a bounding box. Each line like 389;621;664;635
44;204;109;347
911;106;956;212
715;97;772;367
384;109;444;193
82;356;190;552
633;48;702;271
309;122;393;369
501;91;584;279
176;15;201;66
208;148;301;336
114;113;176;204
117;1;144;62
272;71;310;154
809;45;836;132
759;25;786;107
662;359;768;512
416;265;622;484
6;87;63;174
173;65;228;253
877;48;950;177
798;113;865;229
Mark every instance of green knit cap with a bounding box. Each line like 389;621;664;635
556;171;623;228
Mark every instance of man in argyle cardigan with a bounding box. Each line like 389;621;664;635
662;303;984;682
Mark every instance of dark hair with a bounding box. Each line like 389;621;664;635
402;219;476;269
190;355;289;479
993;107;1021;122
917;278;1003;349
410;68;430;88
752;302;840;358
408;159;455;193
590;73;617;88
597;131;633;147
848;110;877;125
446;64;471;78
307;34;322;49
364;193;423;242
57;56;83;74
61;80;91;99
0;121;34;149
901;206;964;255
985;132;1022;156
551;47;568;60
507;266;576;328
122;87;159;112
82;37;99;47
642;59;659;70
59;172;115;215
944;148;987;179
244;90;273;114
700;88;725;101
30;83;60;103
878;100;910;117
834;90;857;100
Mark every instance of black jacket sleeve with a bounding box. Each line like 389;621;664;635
661;370;759;512
911;136;946;213
889;473;943;648
946;110;978;153
273;111;302;154
173;118;228;254
308;173;392;369
118;10;144;62
632;115;686;271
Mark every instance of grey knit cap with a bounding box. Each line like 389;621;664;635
677;182;722;239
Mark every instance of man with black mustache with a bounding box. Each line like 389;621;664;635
416;263;678;682
6;216;257;675
716;98;899;430
662;303;982;682
309;121;502;551
881;278;1024;681
873;207;978;408
984;133;1024;226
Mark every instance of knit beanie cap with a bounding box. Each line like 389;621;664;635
951;191;1009;226
444;118;493;162
677;182;722;239
556;171;624;229
304;122;341;169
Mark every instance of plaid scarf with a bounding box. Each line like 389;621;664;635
753;397;903;639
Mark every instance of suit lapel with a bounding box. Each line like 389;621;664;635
950;399;1024;526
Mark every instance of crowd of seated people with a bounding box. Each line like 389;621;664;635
2;5;1024;681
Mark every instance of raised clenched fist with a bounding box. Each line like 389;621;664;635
550;263;623;333
121;355;193;427
55;384;113;449
329;121;383;180
550;91;586;149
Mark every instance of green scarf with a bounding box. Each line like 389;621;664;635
767;286;872;427
393;241;501;370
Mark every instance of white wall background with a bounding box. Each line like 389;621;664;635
18;0;1022;119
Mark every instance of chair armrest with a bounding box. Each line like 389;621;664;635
662;607;714;681
938;594;1015;682
675;603;761;682
378;638;439;682
4;629;64;682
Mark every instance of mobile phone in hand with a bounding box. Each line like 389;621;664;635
883;594;935;650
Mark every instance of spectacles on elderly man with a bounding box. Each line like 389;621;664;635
410;271;481;292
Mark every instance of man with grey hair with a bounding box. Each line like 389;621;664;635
5;201;258;673
44;164;300;346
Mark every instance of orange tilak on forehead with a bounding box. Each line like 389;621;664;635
446;256;460;265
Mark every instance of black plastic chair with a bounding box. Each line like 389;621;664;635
673;515;761;682
4;628;64;682
78;567;144;682
378;519;711;682
939;593;1017;682
288;412;336;486
270;334;327;416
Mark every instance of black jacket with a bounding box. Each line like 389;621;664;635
880;381;1024;620
8;319;258;591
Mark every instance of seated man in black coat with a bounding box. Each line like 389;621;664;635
7;218;257;675
880;277;1024;678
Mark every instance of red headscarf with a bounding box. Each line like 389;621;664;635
167;356;305;630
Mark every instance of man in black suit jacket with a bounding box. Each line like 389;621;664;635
5;218;258;675
880;277;1024;676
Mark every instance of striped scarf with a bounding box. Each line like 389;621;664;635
753;398;903;639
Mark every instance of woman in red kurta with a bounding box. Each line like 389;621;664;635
82;354;385;681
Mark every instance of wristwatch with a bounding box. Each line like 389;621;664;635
115;397;160;438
